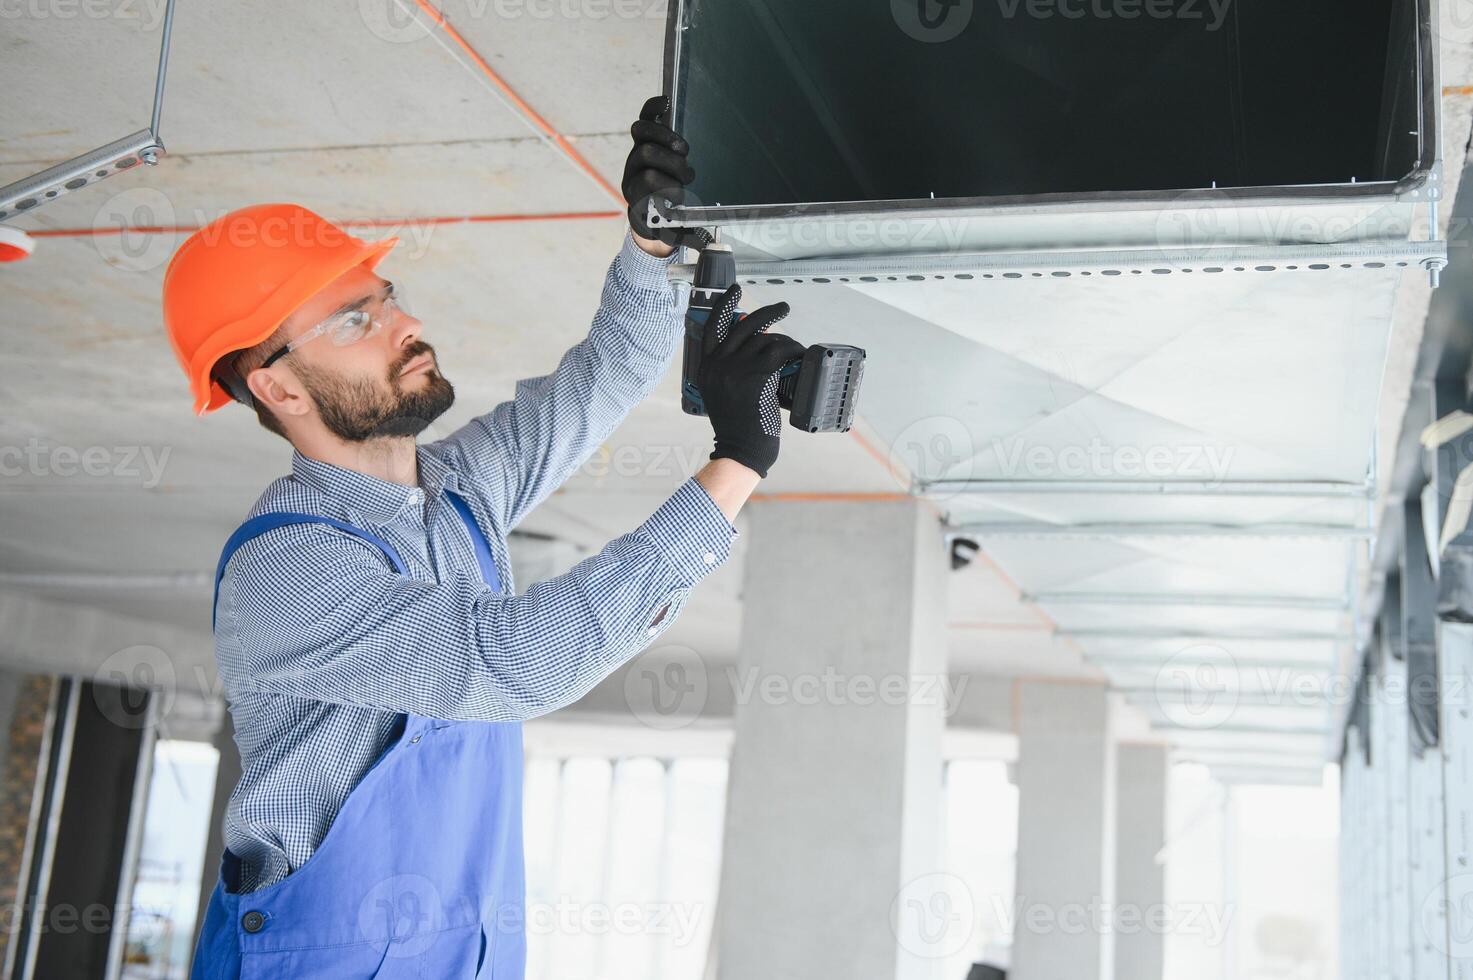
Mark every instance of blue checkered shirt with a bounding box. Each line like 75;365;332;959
213;234;736;893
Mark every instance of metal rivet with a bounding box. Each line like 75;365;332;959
410;735;422;744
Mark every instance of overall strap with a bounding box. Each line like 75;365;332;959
444;490;502;593
212;513;409;630
212;496;501;631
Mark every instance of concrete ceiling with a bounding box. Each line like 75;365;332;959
4;0;1473;777
0;1;1060;702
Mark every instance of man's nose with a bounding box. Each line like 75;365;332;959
389;310;423;350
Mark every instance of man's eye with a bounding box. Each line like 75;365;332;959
330;311;371;344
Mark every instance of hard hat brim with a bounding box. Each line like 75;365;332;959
191;235;400;415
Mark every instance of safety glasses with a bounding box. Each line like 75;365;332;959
260;282;407;370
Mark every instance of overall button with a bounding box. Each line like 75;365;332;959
241;911;266;933
409;734;422;744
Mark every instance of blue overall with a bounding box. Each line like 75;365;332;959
192;491;526;979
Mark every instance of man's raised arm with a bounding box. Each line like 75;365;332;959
433;97;703;532
432;232;684;531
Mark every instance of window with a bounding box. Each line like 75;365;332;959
523;755;727;980
121;739;219;980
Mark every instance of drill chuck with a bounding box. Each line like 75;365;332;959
680;242;865;433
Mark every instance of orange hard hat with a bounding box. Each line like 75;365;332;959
163;203;399;415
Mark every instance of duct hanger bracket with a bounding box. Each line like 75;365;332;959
0;0;177;223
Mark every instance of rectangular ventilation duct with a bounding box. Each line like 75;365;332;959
659;0;1439;261
656;0;1448;779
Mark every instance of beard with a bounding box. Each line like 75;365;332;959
296;340;455;442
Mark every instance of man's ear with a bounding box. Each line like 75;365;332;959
245;365;311;420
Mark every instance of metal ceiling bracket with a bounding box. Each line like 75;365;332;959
667;242;1450;285
1026;591;1349;611
0;0;176;222
915;479;1373;499
1064;627;1344;642
950;522;1373;541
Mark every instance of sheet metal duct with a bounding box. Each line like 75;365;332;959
671;0;1427;202
658;0;1442;264
661;0;1447;779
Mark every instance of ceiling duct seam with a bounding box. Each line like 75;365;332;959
1063;627;1345;642
948;522;1373;540
1025;592;1350;610
918;480;1373;498
685;242;1449;285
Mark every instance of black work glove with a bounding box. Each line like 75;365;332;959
697;285;808;478
622;95;710;249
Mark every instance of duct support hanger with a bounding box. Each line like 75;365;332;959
0;0;177;227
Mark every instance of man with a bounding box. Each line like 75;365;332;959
165;97;805;978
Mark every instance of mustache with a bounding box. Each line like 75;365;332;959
390;340;437;379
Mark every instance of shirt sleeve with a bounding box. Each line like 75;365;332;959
428;233;685;533
219;477;736;721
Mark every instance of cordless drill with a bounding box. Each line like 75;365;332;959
680;241;866;433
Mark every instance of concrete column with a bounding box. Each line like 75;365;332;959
1113;743;1167;980
1012;681;1116;980
713;499;948;980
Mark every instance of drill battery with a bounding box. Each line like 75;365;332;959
680;242;865;433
